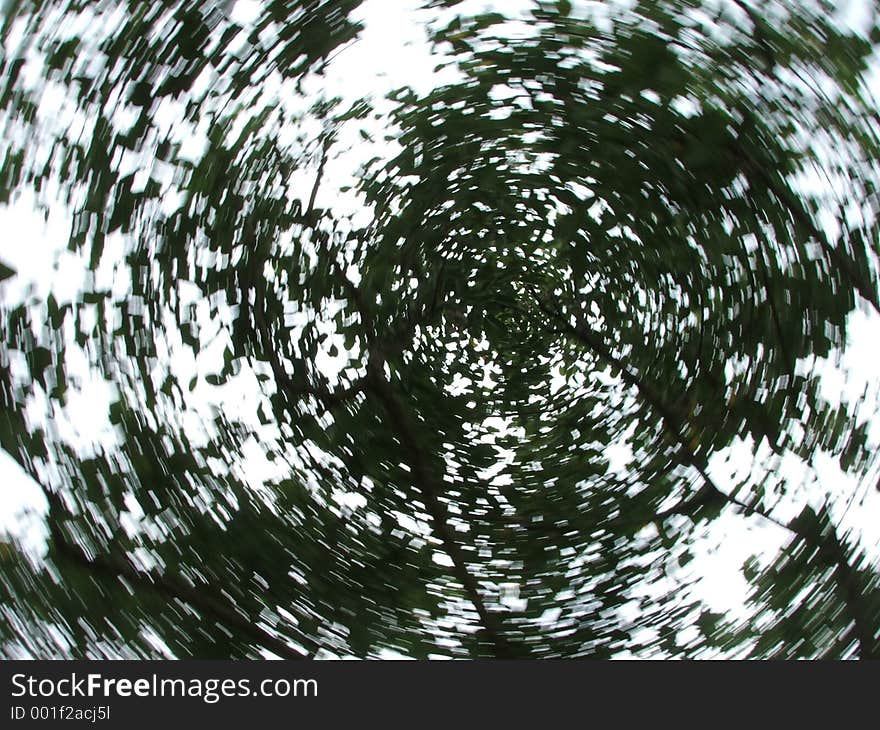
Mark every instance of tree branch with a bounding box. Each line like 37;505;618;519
305;136;331;218
545;302;879;657
740;147;880;316
364;365;519;658
539;299;795;532
802;511;879;660
47;517;312;660
241;272;367;411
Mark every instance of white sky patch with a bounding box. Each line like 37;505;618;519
0;450;48;555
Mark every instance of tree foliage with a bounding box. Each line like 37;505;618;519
0;0;879;658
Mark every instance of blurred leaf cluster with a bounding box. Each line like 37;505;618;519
0;0;878;658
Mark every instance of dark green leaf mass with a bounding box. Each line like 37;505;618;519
0;0;878;659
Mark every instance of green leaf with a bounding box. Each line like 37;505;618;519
0;261;15;283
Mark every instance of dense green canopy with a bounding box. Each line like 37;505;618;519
0;0;878;658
